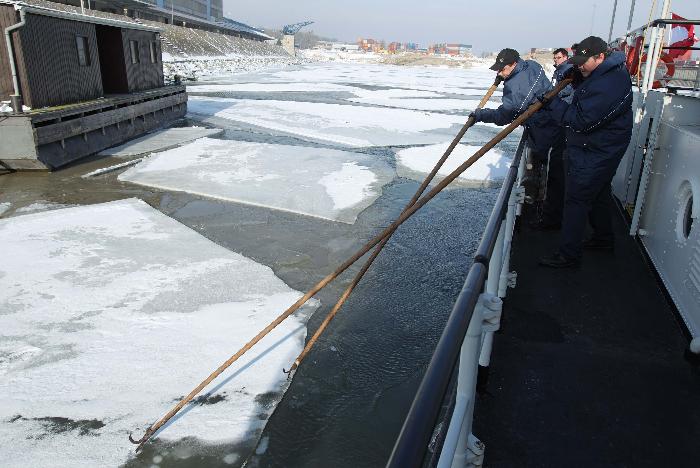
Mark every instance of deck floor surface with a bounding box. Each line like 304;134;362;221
473;202;700;468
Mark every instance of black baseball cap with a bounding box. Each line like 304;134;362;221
490;48;520;71
568;36;608;65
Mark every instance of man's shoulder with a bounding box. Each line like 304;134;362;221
556;63;573;76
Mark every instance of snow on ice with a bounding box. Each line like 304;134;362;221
211;63;502;97
12;201;75;216
347;88;500;111
99;127;224;158
395;143;512;186
187;82;358;94
187;97;466;147
118;138;394;224
0;199;318;467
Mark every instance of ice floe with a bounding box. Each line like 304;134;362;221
118;138;393;224
188;97;466;147
0;198;318;467
395;143;512;186
0;202;10;217
188;82;498;112
217;63;502;97
187;82;358;94
12;201;75;216
99;127;224;158
348;88;500;111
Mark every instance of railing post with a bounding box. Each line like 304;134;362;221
516;145;527;217
475;155;525;418
478;225;504;378
437;293;502;468
485;225;505;296
498;186;524;297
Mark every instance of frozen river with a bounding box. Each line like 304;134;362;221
0;62;522;467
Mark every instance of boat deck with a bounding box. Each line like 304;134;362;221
473;200;700;467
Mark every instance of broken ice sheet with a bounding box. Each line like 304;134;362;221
187;82;359;94
395;143;513;186
219;63;503;97
187;97;467;147
99;127;225;158
0;199;318;468
347;88;501;111
118;138;395;224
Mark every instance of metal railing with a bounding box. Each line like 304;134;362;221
387;133;529;468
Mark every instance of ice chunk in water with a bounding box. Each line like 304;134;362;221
119;138;395;224
187;97;467;147
395;143;512;186
0;198;318;467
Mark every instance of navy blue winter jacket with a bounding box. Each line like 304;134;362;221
548;51;632;159
553;62;574;103
475;59;558;153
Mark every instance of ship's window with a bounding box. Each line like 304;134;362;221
130;40;140;64
76;36;90;67
684;196;694;239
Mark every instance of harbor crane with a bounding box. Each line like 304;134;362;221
282;21;314;35
280;21;314;56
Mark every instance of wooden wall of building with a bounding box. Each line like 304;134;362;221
0;5;19;102
121;29;164;93
15;13;103;109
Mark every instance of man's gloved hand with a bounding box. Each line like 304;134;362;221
493;75;504;86
469;109;483;122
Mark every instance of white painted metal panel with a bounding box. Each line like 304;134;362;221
635;96;700;337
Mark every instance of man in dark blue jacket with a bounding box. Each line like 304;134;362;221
472;49;559;157
552;48;574;104
534;48;574;231
539;36;633;268
472;48;562;227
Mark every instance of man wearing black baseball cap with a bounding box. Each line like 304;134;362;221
474;48;560;198
488;48;520;72
472;49;565;230
567;35;609;74
538;36;633;268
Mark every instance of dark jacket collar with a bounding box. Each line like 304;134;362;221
505;59;526;81
589;51;626;79
555;62;572;73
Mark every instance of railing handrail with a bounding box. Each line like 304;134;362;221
386;135;527;468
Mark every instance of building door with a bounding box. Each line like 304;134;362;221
95;25;128;94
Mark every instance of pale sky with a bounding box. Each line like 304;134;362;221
223;0;700;53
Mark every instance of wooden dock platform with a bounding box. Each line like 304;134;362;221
0;85;187;170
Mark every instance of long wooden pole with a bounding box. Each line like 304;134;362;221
129;78;571;451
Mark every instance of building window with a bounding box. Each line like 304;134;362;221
76;36;90;66
130;40;140;64
150;41;158;63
